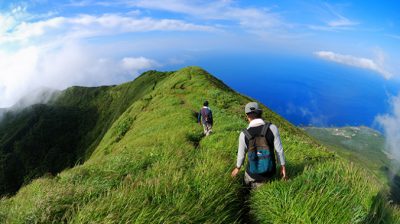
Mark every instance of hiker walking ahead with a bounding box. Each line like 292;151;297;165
231;102;287;188
198;101;213;136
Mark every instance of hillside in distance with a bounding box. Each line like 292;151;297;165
0;71;171;196
303;126;400;204
0;108;5;119
1;67;399;223
303;126;388;179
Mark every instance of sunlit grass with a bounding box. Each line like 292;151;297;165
0;66;399;223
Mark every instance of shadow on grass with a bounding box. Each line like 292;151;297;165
236;162;310;224
192;110;199;123
362;168;400;223
238;183;255;224
389;172;400;205
0;105;99;197
235;160;321;224
188;110;207;149
380;167;400;205
186;133;204;149
364;191;394;224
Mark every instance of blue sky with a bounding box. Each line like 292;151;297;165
0;0;400;127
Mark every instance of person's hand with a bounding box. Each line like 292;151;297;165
281;165;288;180
231;167;240;177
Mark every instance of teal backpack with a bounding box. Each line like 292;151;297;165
243;124;275;176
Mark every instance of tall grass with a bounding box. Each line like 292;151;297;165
251;161;392;223
0;66;399;223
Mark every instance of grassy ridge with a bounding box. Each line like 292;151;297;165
0;71;168;196
0;66;399;223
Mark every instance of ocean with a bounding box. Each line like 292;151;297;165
194;53;400;128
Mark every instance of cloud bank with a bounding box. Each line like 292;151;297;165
0;4;211;108
0;41;158;107
314;51;392;79
376;94;400;171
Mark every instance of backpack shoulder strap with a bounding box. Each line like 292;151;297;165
201;108;207;119
242;129;253;140
261;122;271;137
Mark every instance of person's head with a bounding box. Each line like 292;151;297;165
245;102;262;122
203;100;209;107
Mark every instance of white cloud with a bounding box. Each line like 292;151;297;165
308;18;358;32
376;94;400;169
10;5;27;15
0;41;158;108
328;17;358;27
0;14;16;33
0;5;217;108
314;51;392;79
0;2;58;37
123;0;286;32
325;4;358;28
67;0;94;7
386;34;400;40
121;57;158;71
285;102;327;126
307;3;358;32
0;13;215;44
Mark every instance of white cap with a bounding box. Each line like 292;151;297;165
245;102;261;114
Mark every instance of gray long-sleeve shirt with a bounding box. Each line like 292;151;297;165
236;118;286;168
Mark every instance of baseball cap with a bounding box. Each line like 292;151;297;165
245;102;262;114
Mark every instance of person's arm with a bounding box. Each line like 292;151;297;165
209;109;213;124
270;124;287;180
198;110;202;124
231;132;246;177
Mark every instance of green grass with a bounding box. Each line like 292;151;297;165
0;70;169;196
1;66;399;223
303;126;391;184
251;161;400;223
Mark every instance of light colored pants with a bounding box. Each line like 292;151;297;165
202;123;212;136
244;172;264;189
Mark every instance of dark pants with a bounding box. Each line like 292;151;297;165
244;172;265;189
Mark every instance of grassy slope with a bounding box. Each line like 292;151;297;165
303;126;389;182
50;70;172;160
0;71;168;196
303;126;400;208
0;67;399;223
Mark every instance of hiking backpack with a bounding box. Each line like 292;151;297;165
242;123;275;176
201;107;213;124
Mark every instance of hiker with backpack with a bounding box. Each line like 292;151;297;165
198;101;213;136
231;102;287;188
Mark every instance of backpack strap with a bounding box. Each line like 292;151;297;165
201;108;209;121
261;123;271;137
242;129;253;140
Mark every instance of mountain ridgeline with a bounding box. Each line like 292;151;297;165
0;71;171;196
0;67;399;223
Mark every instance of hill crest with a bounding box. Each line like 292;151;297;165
1;66;399;223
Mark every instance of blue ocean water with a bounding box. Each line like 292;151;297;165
191;53;400;127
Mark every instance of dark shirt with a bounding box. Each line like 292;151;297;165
198;106;213;124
